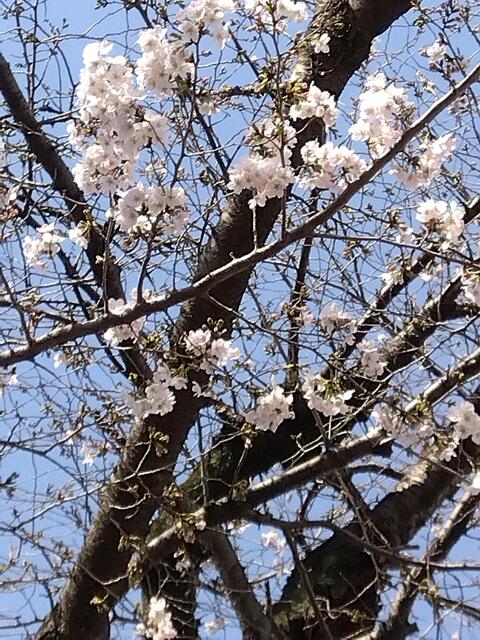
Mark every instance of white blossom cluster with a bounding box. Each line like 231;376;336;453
447;401;480;445
302;373;353;417
23;223;63;270
416;199;464;246
373;406;434;449
393;133;456;189
80;440;113;465
228;114;300;208
53;351;68;368
289;84;339;128
108;183;189;235
374;401;480;456
228;86;345;205
125;364;187;421
462;269;480;307
349;72;412;158
358;340;386;378
227;153;295;209
70;41;168;195
104;297;144;346
81;441;98;466
183;328;240;372
423;41;447;64
246;0;308;26
136;596;177;640
177;0;234;48
395;224;415;244
137;26;193;97
319;303;356;344
299;140;367;192
313;33;330;54
244;385;294;432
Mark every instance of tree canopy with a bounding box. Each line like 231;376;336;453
0;0;479;638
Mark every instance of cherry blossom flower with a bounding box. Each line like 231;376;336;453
314;33;330;54
23;224;63;270
184;328;213;357
108;183;189;235
349;72;412;157
319;303;356;342
302;373;353;416
246;0;308;25
416;199;464;246
177;0;234;49
227;153;294;208
197;97;220;116
81;442;97;466
204;617;227;635
191;381;218;400
299;305;314;326
103;297;144;346
381;263;404;288
125;364;187;421
228;115;299;208
246;117;297;159
393;134;456;189
423;41;447;64
136;596;177;640
299;140;367;192
71;40;169;195
358;340;386;378
244;385;294;432
53;352;67;369
290;84;339;128
373;406;433;448
438;435;460;463
396;225;415;244
372;406;397;433
137;27;193;97
68;224;89;249
447;401;480;444
183;329;240;372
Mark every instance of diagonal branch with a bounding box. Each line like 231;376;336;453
3;49;478;370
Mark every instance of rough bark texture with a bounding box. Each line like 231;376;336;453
32;1;413;638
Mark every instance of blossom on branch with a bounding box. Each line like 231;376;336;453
23;224;63;270
244;385;294;432
136;596;177;640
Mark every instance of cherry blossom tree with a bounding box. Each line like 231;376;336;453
0;0;479;638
